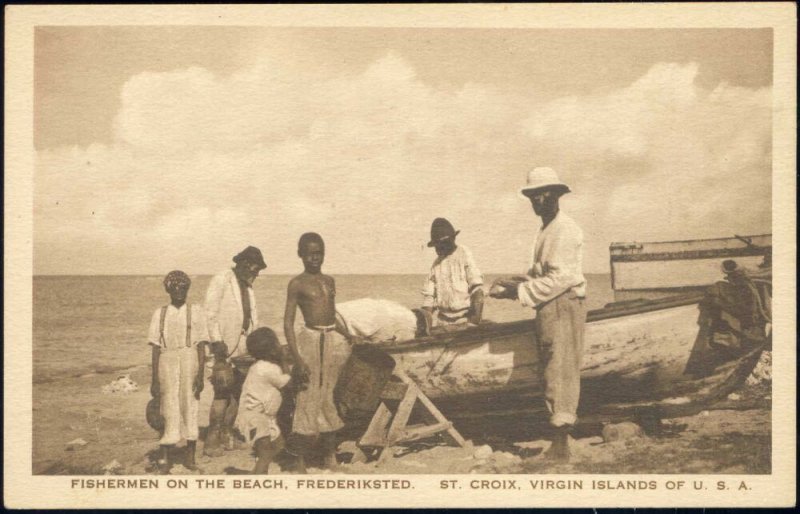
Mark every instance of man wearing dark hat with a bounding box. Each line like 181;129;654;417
422;218;485;327
202;246;267;456
491;168;586;463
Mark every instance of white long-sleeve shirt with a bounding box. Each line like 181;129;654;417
204;268;258;358
517;211;586;308
422;245;484;316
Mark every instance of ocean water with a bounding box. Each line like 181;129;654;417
32;273;612;384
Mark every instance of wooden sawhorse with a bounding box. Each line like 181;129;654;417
357;369;466;461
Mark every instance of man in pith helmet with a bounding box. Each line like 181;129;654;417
491;167;587;462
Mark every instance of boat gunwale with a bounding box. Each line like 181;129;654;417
609;233;772;249
375;291;706;354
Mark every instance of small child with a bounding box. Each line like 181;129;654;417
147;270;208;474
205;340;239;454
234;327;293;474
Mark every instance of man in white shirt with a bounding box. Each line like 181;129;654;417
203;245;267;456
336;298;432;343
422;218;485;327
491;167;587;462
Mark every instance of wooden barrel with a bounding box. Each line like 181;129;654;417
334;344;397;421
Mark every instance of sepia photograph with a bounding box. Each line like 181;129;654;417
5;3;796;509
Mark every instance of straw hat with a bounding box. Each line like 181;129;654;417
520;167;571;197
146;397;164;433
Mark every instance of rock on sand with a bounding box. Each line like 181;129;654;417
601;422;643;443
65;438;88;451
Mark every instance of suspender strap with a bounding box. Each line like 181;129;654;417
159;306;168;348
159;304;192;349
226;328;245;360
185;305;192;348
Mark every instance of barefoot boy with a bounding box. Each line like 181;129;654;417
148;270;208;473
284;232;350;471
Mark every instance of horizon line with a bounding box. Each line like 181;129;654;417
33;271;612;277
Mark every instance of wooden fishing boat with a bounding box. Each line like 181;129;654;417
610;233;771;302
335;265;770;428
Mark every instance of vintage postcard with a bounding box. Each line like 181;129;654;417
4;3;796;509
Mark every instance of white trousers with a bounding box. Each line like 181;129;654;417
158;346;199;445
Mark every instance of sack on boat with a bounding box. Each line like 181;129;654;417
336;298;420;343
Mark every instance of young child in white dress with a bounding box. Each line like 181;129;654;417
234;327;293;474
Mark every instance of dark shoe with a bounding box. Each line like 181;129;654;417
158;445;172;474
185;441;198;470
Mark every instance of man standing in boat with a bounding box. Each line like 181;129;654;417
203;245;267;456
491;167;587;462
422;217;485;328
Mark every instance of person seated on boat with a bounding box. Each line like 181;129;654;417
421;217;485;330
335;298;432;344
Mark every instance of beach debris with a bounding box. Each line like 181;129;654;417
490;451;522;467
65;438;88;451
602;422;643;443
168;464;199;475
727;392;741;401
745;351;772;386
101;374;139;394
662;396;690;405
471;450;523;473
472;444;493;460
103;459;123;475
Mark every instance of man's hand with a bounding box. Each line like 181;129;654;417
489;277;524;299
348;335;367;346
150;381;160;399
292;360;310;391
193;374;204;400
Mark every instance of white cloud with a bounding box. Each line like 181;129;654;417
35;57;771;275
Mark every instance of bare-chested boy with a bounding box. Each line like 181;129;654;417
284;232;350;472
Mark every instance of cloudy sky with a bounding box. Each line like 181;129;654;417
34;27;772;275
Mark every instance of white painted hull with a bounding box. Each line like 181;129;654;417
368;294;764;422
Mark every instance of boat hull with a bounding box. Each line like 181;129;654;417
366;294;764;424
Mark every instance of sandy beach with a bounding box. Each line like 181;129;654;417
34;353;771;476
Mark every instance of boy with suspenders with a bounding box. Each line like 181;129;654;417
148;270;209;474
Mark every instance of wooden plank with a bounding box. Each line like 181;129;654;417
402;422;451;442
385;383;419;446
396;369;467;447
610;234;771;256
359;403;393;448
611;245;767;262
